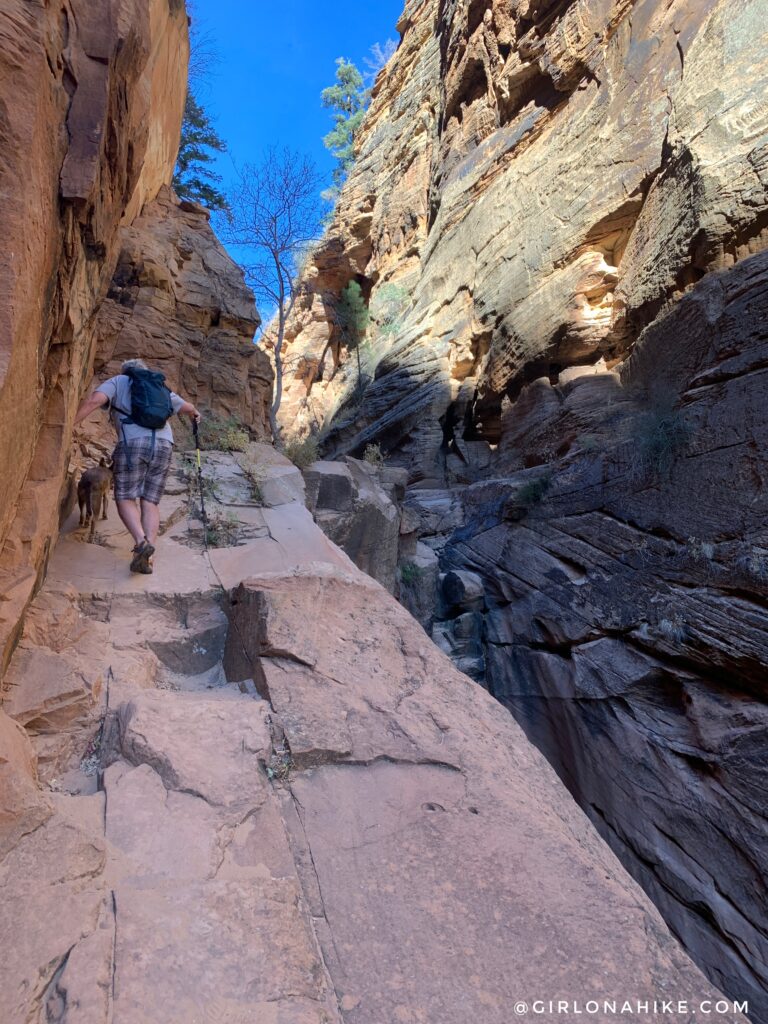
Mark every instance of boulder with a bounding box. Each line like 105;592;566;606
0;709;52;858
302;458;405;593
303;461;355;513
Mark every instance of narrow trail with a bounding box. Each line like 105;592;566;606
0;446;745;1023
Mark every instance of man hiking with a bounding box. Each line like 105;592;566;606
74;358;201;574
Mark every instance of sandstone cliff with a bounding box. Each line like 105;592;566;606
0;2;272;684
277;0;768;1015
0;0;189;674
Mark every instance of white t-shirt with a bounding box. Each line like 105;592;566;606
96;374;185;444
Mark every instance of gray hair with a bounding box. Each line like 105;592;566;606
121;358;148;373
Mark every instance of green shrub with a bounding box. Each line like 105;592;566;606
195;413;250;452
363;442;385;468
283;434;320;469
516;474;552;507
371;282;410;338
400;562;424;586
631;407;689;478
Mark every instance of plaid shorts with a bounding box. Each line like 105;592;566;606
112;438;173;504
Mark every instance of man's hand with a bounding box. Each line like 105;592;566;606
179;401;202;424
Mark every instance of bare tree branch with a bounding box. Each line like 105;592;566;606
221;148;322;441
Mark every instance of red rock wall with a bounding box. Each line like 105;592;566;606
0;0;189;673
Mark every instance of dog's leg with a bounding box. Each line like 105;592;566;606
78;492;86;527
101;491;109;520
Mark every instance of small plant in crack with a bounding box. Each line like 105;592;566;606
687;536;715;562
79;723;104;776
399;565;423;589
658;614;689;645
191;509;243;548
629;405;690;480
266;744;295;781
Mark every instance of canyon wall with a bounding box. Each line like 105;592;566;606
0;2;272;680
280;0;768;1016
0;0;189;673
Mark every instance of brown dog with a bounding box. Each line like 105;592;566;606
78;458;112;541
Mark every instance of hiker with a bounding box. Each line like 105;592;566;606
74;358;201;574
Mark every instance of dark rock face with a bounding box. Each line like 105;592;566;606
302;458;410;594
443;251;768;1017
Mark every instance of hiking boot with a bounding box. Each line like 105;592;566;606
130;540;155;574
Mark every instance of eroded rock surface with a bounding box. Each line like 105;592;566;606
0;0;189;674
277;0;767;479
0;447;743;1023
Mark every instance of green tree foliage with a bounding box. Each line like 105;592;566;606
336;280;370;398
321;59;368;191
173;92;228;211
370;282;410;338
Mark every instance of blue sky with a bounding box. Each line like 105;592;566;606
190;0;404;195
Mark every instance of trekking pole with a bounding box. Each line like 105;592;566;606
192;419;209;550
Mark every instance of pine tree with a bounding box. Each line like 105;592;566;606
321;59;369;190
173;92;228;211
337;280;370;398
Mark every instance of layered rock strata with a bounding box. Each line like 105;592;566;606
277;0;768;480
0;446;746;1023
442;250;768;1017
0;0;189;673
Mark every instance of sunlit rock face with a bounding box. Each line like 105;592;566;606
277;0;768;1015
278;0;767;475
0;0;189;672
